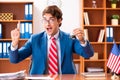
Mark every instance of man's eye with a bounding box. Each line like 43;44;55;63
50;19;55;21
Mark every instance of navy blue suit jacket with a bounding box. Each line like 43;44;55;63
9;30;94;74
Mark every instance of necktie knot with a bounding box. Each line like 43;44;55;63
50;37;55;40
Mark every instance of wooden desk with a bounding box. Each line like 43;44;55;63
25;74;112;80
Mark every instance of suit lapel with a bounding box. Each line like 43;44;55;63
59;31;66;65
40;32;47;71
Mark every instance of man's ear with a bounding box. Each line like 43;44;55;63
58;19;62;24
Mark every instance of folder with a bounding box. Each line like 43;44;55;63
28;4;33;20
106;27;110;42
25;3;33;20
109;27;113;42
20;22;25;38
0;42;2;58
0;23;2;38
29;22;32;38
25;4;29;20
24;22;29;38
3;42;8;58
106;27;113;42
6;42;11;58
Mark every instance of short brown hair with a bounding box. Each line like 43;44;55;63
42;5;63;26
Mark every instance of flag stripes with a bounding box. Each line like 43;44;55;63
107;42;120;74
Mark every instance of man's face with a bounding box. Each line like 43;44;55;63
42;13;62;36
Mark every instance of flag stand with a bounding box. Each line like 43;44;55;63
111;73;120;80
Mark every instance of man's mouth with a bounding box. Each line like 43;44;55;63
47;27;52;32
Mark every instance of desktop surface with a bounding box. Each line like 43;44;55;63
25;74;112;80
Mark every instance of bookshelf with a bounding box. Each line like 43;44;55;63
0;2;33;73
73;54;83;74
82;0;120;74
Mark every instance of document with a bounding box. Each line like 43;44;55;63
81;72;105;77
25;76;54;80
0;70;26;79
81;72;106;80
25;75;57;80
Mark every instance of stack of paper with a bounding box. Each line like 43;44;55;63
87;67;104;72
0;70;26;79
81;72;106;80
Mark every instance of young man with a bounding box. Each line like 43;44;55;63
9;5;94;74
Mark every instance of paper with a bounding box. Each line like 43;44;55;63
81;72;106;80
25;76;54;80
0;70;26;79
81;72;105;77
25;74;57;80
84;77;106;80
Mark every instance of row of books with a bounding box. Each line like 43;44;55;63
0;22;32;39
84;12;90;25
20;22;33;39
25;3;33;20
84;28;105;42
0;42;11;58
84;27;114;42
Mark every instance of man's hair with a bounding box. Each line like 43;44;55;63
42;5;63;27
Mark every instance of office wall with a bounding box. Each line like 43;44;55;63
0;0;82;34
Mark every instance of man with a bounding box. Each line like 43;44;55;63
9;5;94;74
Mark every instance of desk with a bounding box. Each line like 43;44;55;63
25;74;112;80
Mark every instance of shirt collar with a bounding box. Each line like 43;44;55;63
47;30;59;40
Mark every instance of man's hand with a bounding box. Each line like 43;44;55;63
73;28;85;44
11;21;20;47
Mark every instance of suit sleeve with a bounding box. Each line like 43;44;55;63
8;38;32;63
74;40;94;58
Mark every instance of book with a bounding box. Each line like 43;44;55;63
85;12;90;25
84;29;89;40
100;29;105;42
98;29;105;42
84;12;90;25
90;52;98;60
84;12;88;25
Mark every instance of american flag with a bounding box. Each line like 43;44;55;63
107;42;120;74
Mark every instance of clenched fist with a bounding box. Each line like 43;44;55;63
73;28;85;44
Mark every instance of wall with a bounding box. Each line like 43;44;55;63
0;0;82;34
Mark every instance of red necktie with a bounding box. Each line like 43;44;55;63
48;37;58;74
